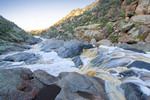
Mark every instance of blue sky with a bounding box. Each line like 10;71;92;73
0;0;95;30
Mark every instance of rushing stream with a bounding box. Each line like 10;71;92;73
0;37;79;76
0;37;150;98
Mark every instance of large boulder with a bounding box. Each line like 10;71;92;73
138;25;150;41
118;34;135;43
58;40;93;58
0;68;44;100
3;52;40;64
74;24;103;41
25;37;42;45
134;42;150;52
128;61;150;71
121;82;148;100
115;43;145;53
131;15;150;27
33;69;59;85
90;55;131;69
135;0;150;15
122;23;134;32
56;72;109;100
41;39;64;52
128;27;139;38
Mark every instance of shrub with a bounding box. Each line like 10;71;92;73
99;22;106;27
135;34;141;39
135;24;140;30
116;20;121;24
108;35;122;43
83;27;88;30
126;0;136;5
106;25;114;31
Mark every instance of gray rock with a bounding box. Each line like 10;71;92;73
0;68;44;100
135;42;150;52
3;52;40;64
26;36;42;45
115;43;145;53
58;40;93;58
90;55;109;67
97;39;112;46
121;82;148;100
90;38;97;47
128;61;150;71
41;39;64;52
72;56;83;68
35;84;61;100
91;55;130;69
57;72;109;100
119;70;139;78
128;27;139;38
122;23;134;32
131;15;150;26
98;58;130;69
33;69;58;85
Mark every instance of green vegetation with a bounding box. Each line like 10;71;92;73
40;0;124;38
106;25;114;31
116;20;121;24
109;35;122;43
99;22;106;27
83;27;88;30
135;24;140;30
135;34;141;39
126;0;136;5
0;15;35;51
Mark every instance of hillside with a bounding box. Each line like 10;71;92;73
40;0;150;46
0;15;40;53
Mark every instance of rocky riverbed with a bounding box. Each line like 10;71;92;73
0;37;150;100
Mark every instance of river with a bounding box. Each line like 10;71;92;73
0;36;150;97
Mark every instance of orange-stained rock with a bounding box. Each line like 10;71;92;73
86;71;96;76
125;1;138;17
118;34;133;43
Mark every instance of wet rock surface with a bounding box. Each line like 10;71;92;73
3;52;40;64
119;70;139;78
121;82;148;100
115;43;145;53
34;84;61;100
57;40;93;58
40;39;93;58
72;56;83;68
34;69;58;85
0;68;44;100
56;72;109;100
128;61;150;71
41;39;64;52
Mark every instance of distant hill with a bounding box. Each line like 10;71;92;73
27;29;47;35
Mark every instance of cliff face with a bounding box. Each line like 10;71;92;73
0;15;40;53
40;0;150;45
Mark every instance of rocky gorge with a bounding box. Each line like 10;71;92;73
0;0;150;100
0;37;150;100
